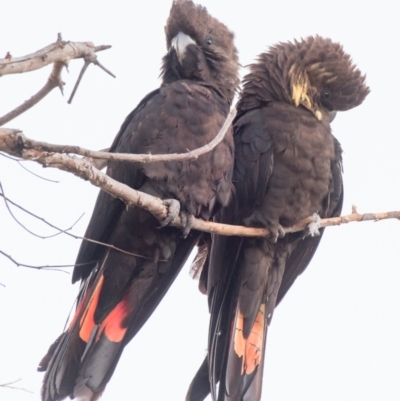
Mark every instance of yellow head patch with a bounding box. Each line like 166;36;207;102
292;82;322;121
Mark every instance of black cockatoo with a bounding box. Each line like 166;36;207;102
38;1;239;400
187;36;370;401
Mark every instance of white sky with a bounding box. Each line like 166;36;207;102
1;1;399;400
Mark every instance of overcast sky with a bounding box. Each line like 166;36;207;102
1;1;399;400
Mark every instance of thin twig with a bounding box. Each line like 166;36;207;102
0;62;64;126
169;208;400;238
0;378;33;393
2;146;89;181
0;248;156;271
67;52;116;104
1;180;397;274
0;37;111;76
0;36;114;124
17;160;60;182
0;250;72;271
0;126;399;237
85;51;116;77
0;107;236;163
67;59;90;104
0;182;78;239
0;189;159;260
94;45;112;52
0;152;22;161
92;58;116;78
1;207;399;274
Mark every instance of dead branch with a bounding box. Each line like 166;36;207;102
0;189;165;261
0;62;64;126
68;53;115;104
0;250;73;272
0;182;83;239
16;159;60;182
0;35;111;76
0;34;114;125
177;207;400;238
0;378;33;393
1;126;399;237
0;107;236;163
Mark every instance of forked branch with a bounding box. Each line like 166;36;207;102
0;106;236;163
1;125;398;237
0;34;113;126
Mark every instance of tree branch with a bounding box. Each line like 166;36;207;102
0;35;111;76
0;182;83;239
0;188;164;261
0;378;33;393
1;127;399;237
0;112;238;226
1;123;399;238
0;35;114;125
0;62;65;126
0;107;236;163
0;250;74;272
68;53;116;104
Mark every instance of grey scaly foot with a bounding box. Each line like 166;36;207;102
243;213;285;243
180;212;194;238
158;199;181;228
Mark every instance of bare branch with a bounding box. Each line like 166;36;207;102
68;59;90;104
16;160;60;182
0;379;22;387
0;128;399;238
1;151;60;181
30;150;172;221
0;378;33;393
170;208;400;238
0;36;114;125
89;148;109;170
0;250;72;271
0;188;161;260
0;182;81;238
0;107;236;163
2;207;399;274
0;62;64;126
67;52;116;104
0;37;111;76
0;247;157;271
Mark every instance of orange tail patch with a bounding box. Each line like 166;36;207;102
79;275;104;342
97;300;129;343
70;274;130;344
233;304;265;375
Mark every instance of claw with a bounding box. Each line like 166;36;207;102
158;199;181;228
180;212;194;238
243;213;285;243
308;213;321;237
267;224;285;243
182;214;194;238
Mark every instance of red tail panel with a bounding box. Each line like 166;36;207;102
79;275;104;342
233;304;265;375
244;304;265;374
98;300;129;342
233;310;246;374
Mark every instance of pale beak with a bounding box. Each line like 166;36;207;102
170;31;196;63
328;111;337;123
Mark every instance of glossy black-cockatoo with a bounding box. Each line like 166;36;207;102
37;1;239;400
187;36;370;401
